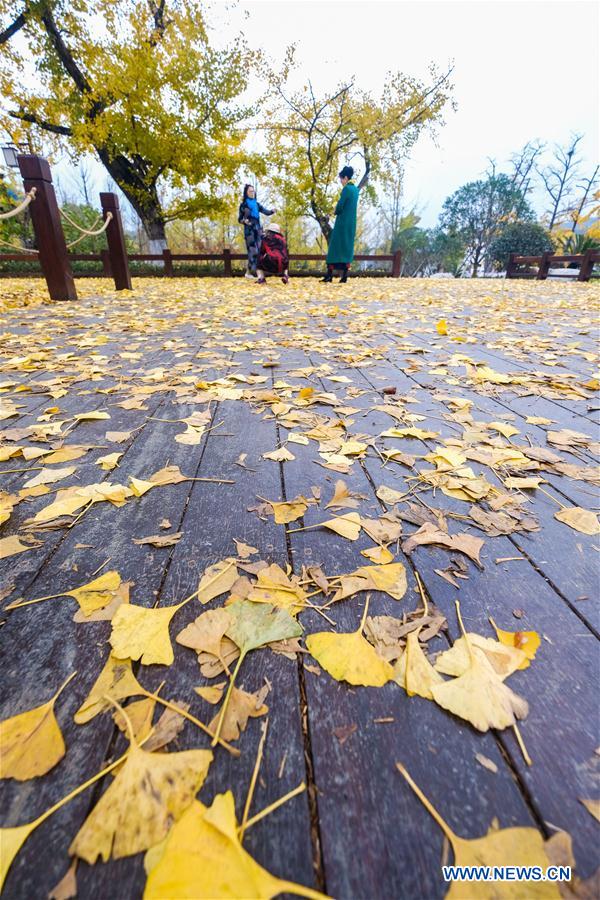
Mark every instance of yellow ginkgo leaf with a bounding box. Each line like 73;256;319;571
74;410;110;421
110;602;188;666
22;465;76;488
129;476;155;497
399;629;444;700
436;319;448;335
70;737;212;863
0;672;75;780
7;570;122;615
360;545;394;564
270;497;308;524
554;506;600;535
1;824;36;894
489;421;520;439
74;655;144;724
353;562;408;600
324;479;359;510
247;563;307;615
306;598;394;687
207;686;268;743
177;608;232;660
0;535;39;561
262;446;295;462
0;752;132;892
489;618;540;669
113;697;156;746
503;476;544;490
196;558;238;604
298;386;314;400
396;762;560;899
434;633;527;680
144;792;328;900
431;602;529;732
0;492;18;526
96;452;122;471
322;512;362;540
43;445;89;464
381;426;439;440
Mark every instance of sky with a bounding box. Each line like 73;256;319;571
45;0;600;229
214;0;599;226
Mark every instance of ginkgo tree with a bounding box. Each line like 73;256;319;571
0;0;258;250
261;50;454;243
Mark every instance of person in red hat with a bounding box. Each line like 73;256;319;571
256;223;290;284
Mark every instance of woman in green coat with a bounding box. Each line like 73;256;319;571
322;166;359;283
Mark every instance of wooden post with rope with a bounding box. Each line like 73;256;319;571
100;192;132;290
17;154;77;301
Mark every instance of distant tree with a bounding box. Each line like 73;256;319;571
488;222;553;268
509;140;545;216
428;227;466;277
388;210;427;275
537;135;583;230
439;173;535;276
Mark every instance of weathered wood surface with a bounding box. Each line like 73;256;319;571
0;278;598;899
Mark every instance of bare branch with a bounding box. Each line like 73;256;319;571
0;7;28;44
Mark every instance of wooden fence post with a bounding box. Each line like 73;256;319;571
537;252;551;280
162;248;173;276
100;248;113;277
17;154;77;301
391;249;402;278
100;192;131;290
577;249;594;282
506;253;515;278
223;247;232;277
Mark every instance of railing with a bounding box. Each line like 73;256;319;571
507;250;599;282
0;248;403;278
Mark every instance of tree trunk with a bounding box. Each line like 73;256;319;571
310;197;332;244
96;147;168;250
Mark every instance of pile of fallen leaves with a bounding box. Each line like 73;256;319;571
0;275;598;898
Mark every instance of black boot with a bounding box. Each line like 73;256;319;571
339;267;349;283
320;272;333;283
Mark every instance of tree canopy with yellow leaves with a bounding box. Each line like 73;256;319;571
261;51;454;243
0;0;257;249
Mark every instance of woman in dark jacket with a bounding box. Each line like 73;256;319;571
321;165;359;283
238;184;274;279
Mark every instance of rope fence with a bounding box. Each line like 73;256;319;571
0;187;36;220
60;208;113;249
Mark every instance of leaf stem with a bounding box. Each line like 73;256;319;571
415;571;429;619
211;651;245;747
240;717;269;839
32;753;127;829
359;594;371;633
396;762;458;847
242;781;307;834
139;689;239;757
537;486;568;509
513;724;533;767
7;591;67;609
52;670;77;704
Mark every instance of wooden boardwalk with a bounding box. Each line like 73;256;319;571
0;276;598;899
